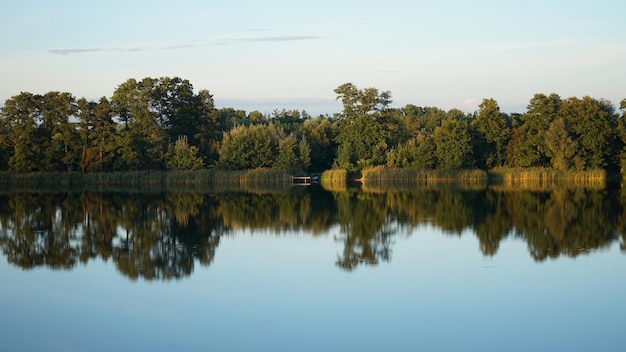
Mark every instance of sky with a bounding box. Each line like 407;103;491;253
1;0;625;116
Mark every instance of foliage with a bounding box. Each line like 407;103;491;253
434;118;473;169
165;136;204;171
1;79;625;177
471;98;510;168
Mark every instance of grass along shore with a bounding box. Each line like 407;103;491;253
0;167;616;190
0;168;295;188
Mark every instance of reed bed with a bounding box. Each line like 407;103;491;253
488;167;608;186
0;168;297;190
320;169;348;192
361;166;488;184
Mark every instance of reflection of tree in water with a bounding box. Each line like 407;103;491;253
112;193;227;281
0;191;227;281
333;190;396;271
1;185;625;278
507;187;620;261
0;193;81;269
375;184;624;261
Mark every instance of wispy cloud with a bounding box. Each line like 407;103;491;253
48;46;150;55
215;35;321;45
47;40;202;55
48;34;320;55
48;48;103;55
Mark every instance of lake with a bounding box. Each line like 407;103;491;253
0;184;624;352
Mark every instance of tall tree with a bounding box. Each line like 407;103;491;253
0;92;42;172
512;93;561;167
471;98;510;168
40;91;79;172
545;118;581;170
333;83;392;171
300;117;337;172
165;135;204;170
111;78;168;170
558;96;618;169
434;118;473;169
77;97;116;172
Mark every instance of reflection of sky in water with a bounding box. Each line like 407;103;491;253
0;225;623;352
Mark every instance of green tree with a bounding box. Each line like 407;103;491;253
333;83;392;171
165;135;204;170
387;133;436;169
0;92;41;172
77;97;117;172
111;78;168;170
558;96;618;169
274;135;299;170
434;118;473;169
36;92;80;171
218;124;278;169
298;138;312;171
511;93;561;167
471;98;510;168
545;118;581;170
300;117;337;171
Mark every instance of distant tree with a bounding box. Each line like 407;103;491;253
40;91;80;172
471;98;510;168
165;136;204;170
334;83;392;171
273;135;299;170
218;124;278;169
434;118;473;169
511;93;561;167
0;92;42;172
298;138;312;171
77;97;117;172
558;96;617;169
545;118;581;170
387;133;436;169
111;78;168;170
300;117;337;171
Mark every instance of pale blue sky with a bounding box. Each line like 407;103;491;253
1;0;625;115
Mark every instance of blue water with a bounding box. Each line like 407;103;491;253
1;224;623;352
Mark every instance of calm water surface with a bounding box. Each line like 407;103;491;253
0;185;624;352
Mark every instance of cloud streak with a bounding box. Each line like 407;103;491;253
48;35;320;55
48;48;103;55
215;35;321;45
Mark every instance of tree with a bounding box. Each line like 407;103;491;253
274;135;299;170
387;133;436;169
77;97;117;172
40;91;80;172
111;78;168;170
434;118;473;169
165;135;204;170
0;92;42;172
471;98;510;168
333;83;392;171
192;89;220;166
545;118;581;170
558;96;618;169
512;93;561;167
298;138;312;171
218;124;278;170
300;117;337;171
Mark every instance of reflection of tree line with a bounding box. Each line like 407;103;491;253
0;192;227;281
386;186;623;261
0;187;624;281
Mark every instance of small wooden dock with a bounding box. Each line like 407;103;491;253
291;176;312;185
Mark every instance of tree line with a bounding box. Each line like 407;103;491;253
1;77;625;173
